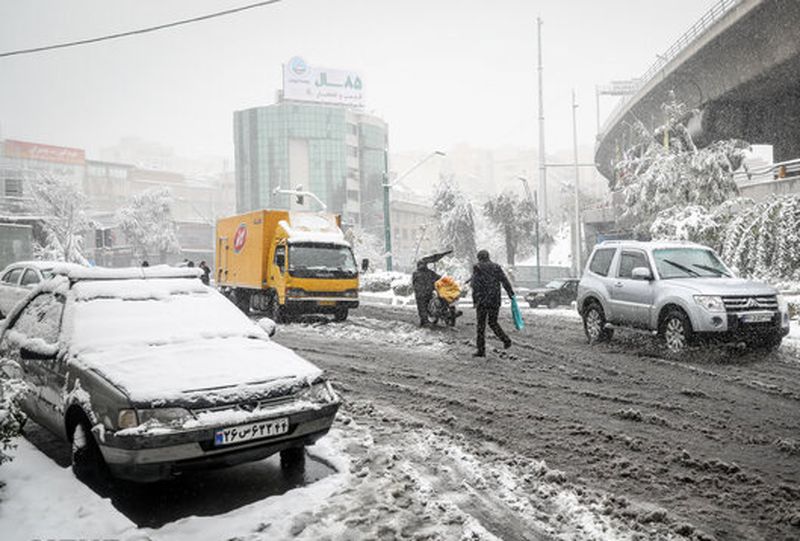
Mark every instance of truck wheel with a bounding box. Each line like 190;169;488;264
233;289;251;314
269;296;286;323
660;309;694;354
334;307;349;322
70;416;108;485
583;302;612;344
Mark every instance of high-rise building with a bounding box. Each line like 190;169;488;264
233;58;388;231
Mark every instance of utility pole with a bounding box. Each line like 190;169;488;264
518;176;540;286
571;89;582;276
537;17;547;224
382;147;393;271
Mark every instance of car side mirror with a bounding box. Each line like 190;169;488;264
631;267;653;281
20;345;57;361
361;258;370;272
257;317;277;337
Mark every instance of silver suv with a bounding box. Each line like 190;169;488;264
577;241;791;353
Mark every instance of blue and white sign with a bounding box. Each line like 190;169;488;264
283;57;365;108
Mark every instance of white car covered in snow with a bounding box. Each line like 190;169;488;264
0;261;61;319
0;265;340;482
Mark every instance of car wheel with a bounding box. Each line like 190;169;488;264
548;299;558;309
660;309;694;354
71;417;108;484
334;307;348;322
280;446;306;477
583;302;612;344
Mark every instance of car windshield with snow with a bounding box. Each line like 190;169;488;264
0;265;340;483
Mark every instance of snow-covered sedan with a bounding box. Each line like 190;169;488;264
0;261;60;318
0;265;340;482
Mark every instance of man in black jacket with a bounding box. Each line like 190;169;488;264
412;261;441;327
470;250;514;357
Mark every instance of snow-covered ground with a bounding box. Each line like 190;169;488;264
0;404;643;541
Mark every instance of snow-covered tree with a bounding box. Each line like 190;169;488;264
614;95;747;237
433;175;477;270
722;194;800;280
345;225;385;272
483;192;537;265
26;173;90;264
649;197;752;252
0;361;28;465
116;187;180;263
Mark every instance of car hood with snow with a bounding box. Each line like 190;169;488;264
66;274;323;405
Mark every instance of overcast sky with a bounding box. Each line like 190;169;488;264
0;0;712;161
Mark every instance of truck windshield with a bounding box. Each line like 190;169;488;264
653;248;732;279
288;243;357;278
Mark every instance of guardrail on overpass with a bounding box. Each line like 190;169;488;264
600;0;743;137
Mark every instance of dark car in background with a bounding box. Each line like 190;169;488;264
525;278;579;309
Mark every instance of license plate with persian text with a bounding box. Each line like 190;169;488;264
214;417;289;446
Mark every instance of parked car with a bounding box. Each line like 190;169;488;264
577;241;791;353
525;278;579;309
0;261;60;318
0;265;340;483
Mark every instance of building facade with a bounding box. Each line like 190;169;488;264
233;102;388;230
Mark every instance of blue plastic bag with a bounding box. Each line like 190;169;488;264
511;297;525;330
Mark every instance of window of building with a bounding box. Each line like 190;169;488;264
4;178;23;197
348;146;358;158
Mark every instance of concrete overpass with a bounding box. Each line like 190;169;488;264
595;0;800;181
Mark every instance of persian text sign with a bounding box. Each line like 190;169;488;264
282;57;364;108
3;139;86;165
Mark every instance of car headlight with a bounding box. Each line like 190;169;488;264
342;289;359;298
136;407;194;428
118;409;138;429
777;294;789;313
694;295;725;313
297;380;337;403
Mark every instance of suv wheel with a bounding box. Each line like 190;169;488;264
548;299;558;309
661;309;693;354
583;302;612;344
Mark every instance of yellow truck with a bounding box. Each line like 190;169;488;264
215;209;359;321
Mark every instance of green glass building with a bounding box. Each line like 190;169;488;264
233;102;388;229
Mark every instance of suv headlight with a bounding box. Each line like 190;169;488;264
777;294;789;313
694;295;725;313
297;380;337;403
136;407;194;428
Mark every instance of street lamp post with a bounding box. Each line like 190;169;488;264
382;150;445;272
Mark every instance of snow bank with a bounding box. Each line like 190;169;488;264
0;439;136;539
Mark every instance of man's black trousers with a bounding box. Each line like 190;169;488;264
417;294;432;325
476;304;510;354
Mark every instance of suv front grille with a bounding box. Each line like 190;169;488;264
722;295;778;312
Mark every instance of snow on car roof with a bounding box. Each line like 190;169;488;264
1;260;64;271
55;264;202;281
597;240;706;249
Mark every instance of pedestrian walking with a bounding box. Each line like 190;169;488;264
470;249;514;357
198;260;211;286
412;261;441;327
